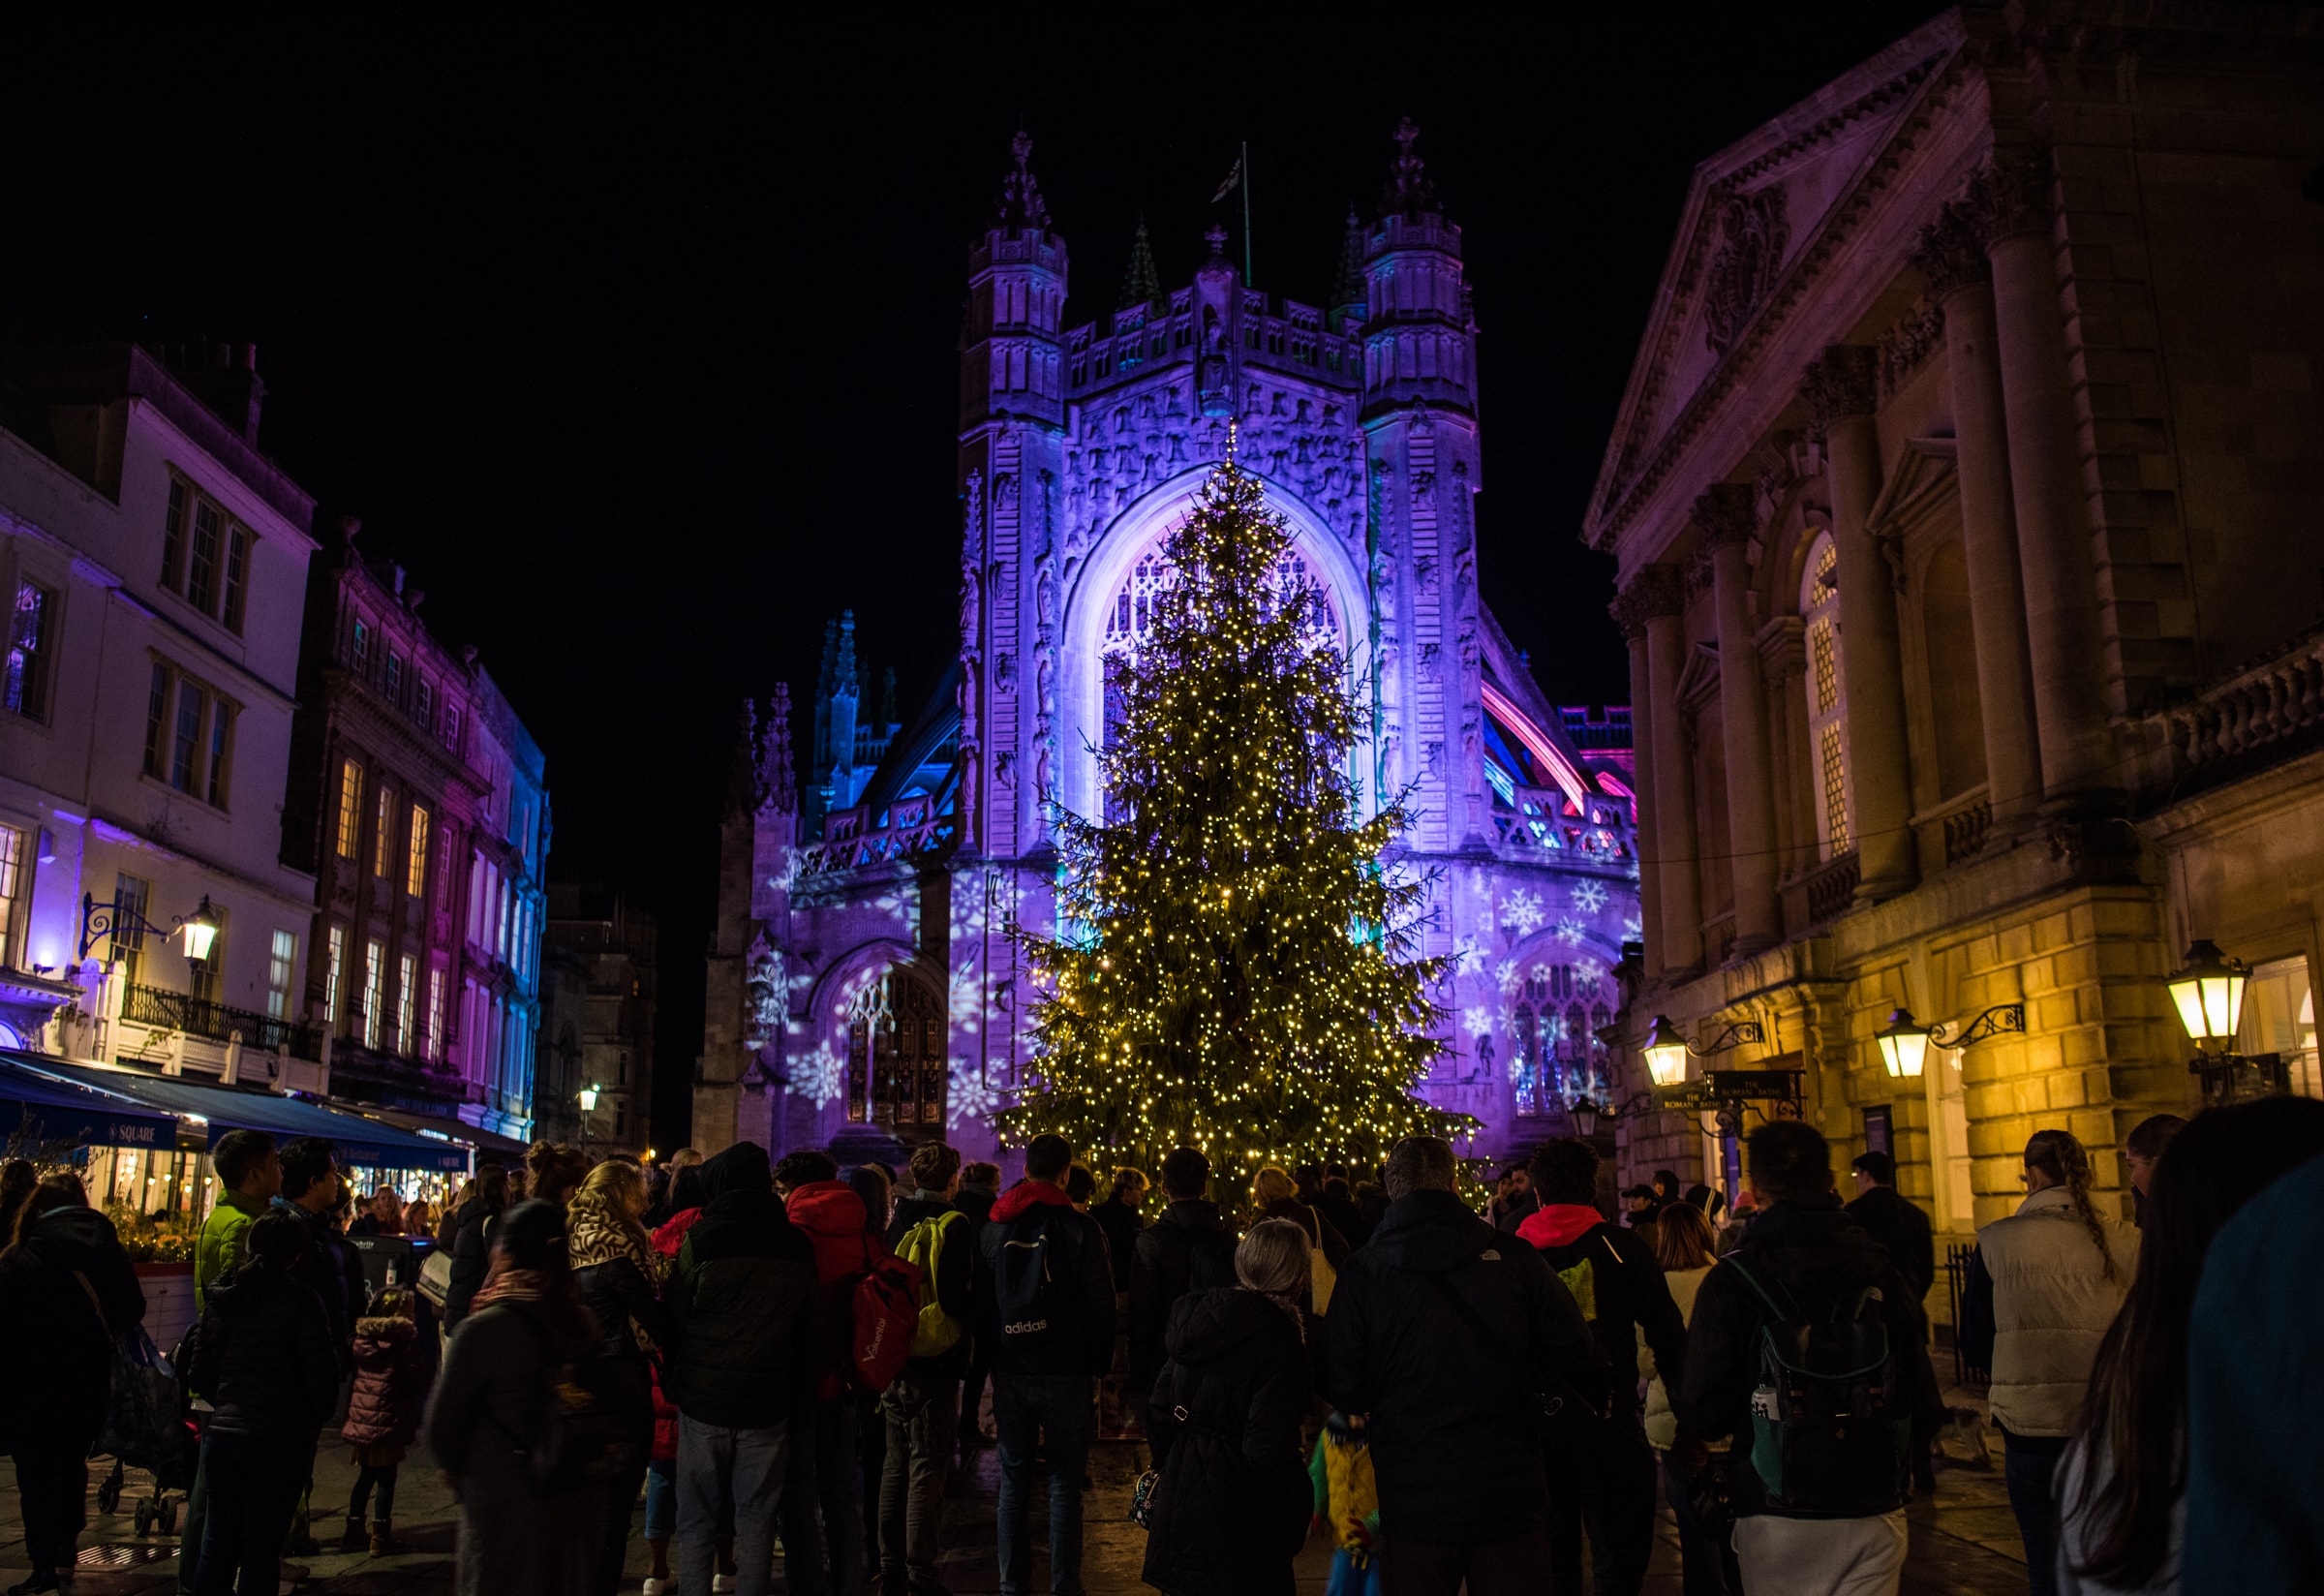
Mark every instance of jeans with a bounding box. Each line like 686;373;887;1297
193;1431;310;1596
1731;1510;1908;1596
677;1414;787;1596
780;1396;863;1596
349;1462;398;1525
1660;1453;1740;1596
596;1447;653;1596
1545;1419;1658;1596
2004;1433;2068;1596
994;1373;1094;1596
645;1458;678;1541
175;1443;210;1594
12;1436;89;1574
1380;1524;1554;1596
878;1376;959;1595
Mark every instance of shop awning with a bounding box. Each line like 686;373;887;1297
0;1055;181;1150
358;1106;532;1162
4;1054;471;1173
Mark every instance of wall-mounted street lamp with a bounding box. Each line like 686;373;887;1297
1873;1003;2025;1080
578;1083;600;1114
79;891;220;971
1639;1013;1765;1088
2165;940;2277;1102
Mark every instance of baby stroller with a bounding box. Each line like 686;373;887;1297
92;1325;199;1536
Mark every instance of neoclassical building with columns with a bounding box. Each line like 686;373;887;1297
1585;1;2324;1251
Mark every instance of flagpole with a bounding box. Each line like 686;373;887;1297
1240;140;1253;285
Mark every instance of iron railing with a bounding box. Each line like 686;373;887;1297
122;983;322;1059
1942;1241;1991;1388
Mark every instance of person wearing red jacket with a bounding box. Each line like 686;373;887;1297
776;1150;887;1596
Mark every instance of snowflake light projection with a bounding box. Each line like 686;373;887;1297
1623;913;1644;942
1554;916;1587;946
1495;958;1522;996
1464;1004;1496;1039
793;1042;846;1111
1571;878;1609;916
1576;956;1605;985
947;1058;1004;1131
1500;888;1545;936
1452;936;1488;977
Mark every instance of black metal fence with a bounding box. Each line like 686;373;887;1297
123;983;322;1060
1942;1241;1991;1388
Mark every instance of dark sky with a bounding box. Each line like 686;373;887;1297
9;6;1942;1145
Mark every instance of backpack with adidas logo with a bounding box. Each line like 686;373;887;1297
893;1209;966;1359
1724;1254;1911;1518
993;1209;1074;1346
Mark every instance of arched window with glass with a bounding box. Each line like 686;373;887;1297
844;971;945;1128
1800;532;1853;860
1509;961;1612;1117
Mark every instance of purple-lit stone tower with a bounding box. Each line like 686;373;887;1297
696;124;1640;1171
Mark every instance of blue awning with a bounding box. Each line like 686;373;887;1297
2;1053;471;1173
0;1056;180;1150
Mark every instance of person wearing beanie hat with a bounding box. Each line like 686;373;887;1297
426;1197;602;1594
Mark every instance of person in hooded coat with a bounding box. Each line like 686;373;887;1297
426;1200;604;1596
1130;1148;1238;1403
0;1173;146;1594
1142;1219;1316;1596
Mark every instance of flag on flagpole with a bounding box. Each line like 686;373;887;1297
1210;156;1241;203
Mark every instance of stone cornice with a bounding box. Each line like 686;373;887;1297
1801;345;1881;437
1694;482;1758;549
1965;152;2053;247
1616;567;1687;628
1911;200;1988;297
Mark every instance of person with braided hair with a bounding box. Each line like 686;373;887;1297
1960;1128;2138;1596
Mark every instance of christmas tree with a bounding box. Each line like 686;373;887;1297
1001;449;1472;1182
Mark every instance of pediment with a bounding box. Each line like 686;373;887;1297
1584;14;1972;552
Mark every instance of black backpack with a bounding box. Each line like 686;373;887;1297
493;1305;647;1495
992;1209;1076;1348
1725;1255;1911;1518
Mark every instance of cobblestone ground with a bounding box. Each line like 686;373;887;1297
0;1411;2034;1593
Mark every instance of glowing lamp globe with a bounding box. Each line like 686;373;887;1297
2167;939;2248;1050
179;898;220;963
1641;1015;1689;1088
1875;1008;1933;1080
578;1084;600;1113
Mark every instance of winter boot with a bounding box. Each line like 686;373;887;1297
368;1521;401;1557
338;1517;369;1553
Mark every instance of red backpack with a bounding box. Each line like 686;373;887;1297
849;1251;923;1393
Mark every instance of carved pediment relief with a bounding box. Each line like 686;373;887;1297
1703;188;1790;357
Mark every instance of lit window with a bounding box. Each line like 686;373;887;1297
335;760;363;859
397;954;416;1055
362;938;384;1049
374;787;395;878
222;529;250;634
426;967;444;1062
1799;533;1852;862
324;925;346;1030
161;478;188;592
266;930;297;1021
5;580;55;721
188;500;222;614
408;805;431;899
0;826;22;967
113;875;152;985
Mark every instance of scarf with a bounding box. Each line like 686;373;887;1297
565;1188;666;1352
471;1257;550;1310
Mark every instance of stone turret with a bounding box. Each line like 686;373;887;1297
1361;119;1478;421
961;131;1069;432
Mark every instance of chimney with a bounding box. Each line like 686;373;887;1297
168;339;266;446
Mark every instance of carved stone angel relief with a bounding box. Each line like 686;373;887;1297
1702;186;1789;357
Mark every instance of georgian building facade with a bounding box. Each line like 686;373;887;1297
1587;3;2324;1245
698;128;1640;1168
0;342;328;1084
283;521;548;1139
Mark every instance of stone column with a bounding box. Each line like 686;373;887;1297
1970;155;2118;809
1611;586;1666;982
1638;568;1703;973
1698;485;1780;952
1916;203;2045;832
1759;617;1807;884
1804;345;1915;902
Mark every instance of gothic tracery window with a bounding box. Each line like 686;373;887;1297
1800;533;1852;860
1509;962;1609;1116
845;972;945;1129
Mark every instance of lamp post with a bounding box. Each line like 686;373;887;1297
577;1084;599;1153
2165;940;2275;1102
78;891;220;967
1872;1002;2025;1081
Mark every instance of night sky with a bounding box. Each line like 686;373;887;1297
9;6;1941;1146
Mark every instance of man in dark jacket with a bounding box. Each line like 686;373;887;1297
186;1210;339;1595
1322;1135;1605;1595
880;1140;977;1596
977;1133;1114;1596
951;1161;999;1451
1519;1139;1686;1596
1128;1147;1237;1401
665;1141;820;1596
272;1137;360;1372
1846;1149;1941;1493
1674;1122;1940;1595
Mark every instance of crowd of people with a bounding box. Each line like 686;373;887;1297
4;1097;2323;1594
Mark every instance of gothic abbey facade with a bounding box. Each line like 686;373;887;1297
695;126;1638;1170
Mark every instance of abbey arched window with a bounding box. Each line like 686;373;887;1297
1100;545;1338;659
1800;534;1852;860
1509;962;1610;1117
845;972;944;1128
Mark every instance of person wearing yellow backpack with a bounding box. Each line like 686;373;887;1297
1515;1138;1689;1596
877;1141;978;1596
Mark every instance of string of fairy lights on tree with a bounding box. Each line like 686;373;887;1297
1000;441;1476;1179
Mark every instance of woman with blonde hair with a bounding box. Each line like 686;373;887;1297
1142;1218;1315;1594
566;1156;669;1596
1963;1128;2138;1596
1249;1163;1348;1313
